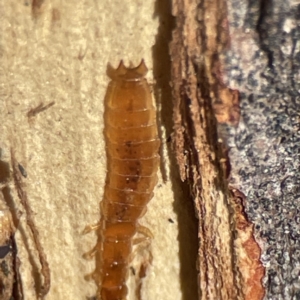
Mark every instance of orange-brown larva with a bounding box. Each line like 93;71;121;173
92;60;160;300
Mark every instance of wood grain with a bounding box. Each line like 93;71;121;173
0;1;187;299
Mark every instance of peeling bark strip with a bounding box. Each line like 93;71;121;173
230;189;265;300
11;150;50;297
169;1;264;299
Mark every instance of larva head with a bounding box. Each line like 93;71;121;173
105;60;154;111
107;60;148;81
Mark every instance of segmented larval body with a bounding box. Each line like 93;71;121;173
94;60;160;300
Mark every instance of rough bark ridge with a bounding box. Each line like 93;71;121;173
170;0;239;299
170;0;265;299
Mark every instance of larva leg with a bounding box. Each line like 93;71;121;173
83;220;103;260
83;243;102;283
82;223;100;235
82;245;97;260
83;201;105;234
129;225;154;284
82;222;100;260
83;244;101;282
84;271;97;282
136;224;154;239
133;224;153;245
130;239;152;266
139;206;148;219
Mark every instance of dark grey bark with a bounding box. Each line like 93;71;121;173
225;1;300;299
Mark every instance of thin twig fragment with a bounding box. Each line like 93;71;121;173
27;102;55;119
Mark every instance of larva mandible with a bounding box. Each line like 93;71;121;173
92;60;160;300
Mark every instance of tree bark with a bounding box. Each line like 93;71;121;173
170;0;300;299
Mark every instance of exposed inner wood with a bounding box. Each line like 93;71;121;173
0;1;191;299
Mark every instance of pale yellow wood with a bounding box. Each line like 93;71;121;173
0;1;196;299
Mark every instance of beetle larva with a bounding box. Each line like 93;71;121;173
93;60;160;300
